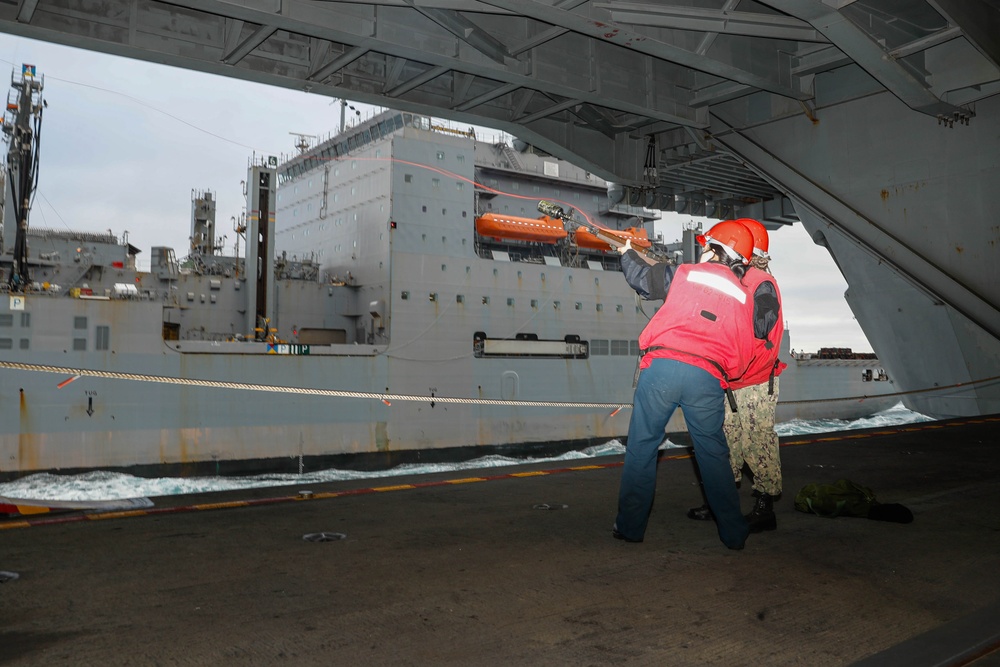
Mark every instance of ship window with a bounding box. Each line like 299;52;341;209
531;299;538;309
456;295;464;303
591;340;609;355
441;264;446;271
596;304;603;312
20;311;31;327
422;206;427;212
443;209;447;215
594;277;600;286
74;316;87;330
456;182;464;191
482;296;490;305
462;211;467;218
512;183;519;191
533;185;540;193
96;325;110;351
437;151;445;160
553;301;560;310
616;304;624;313
335;167;340;176
401;291;410;300
351;186;356;196
19;338;29;350
352;160;357;169
432;178;440;189
631;340;641;355
611;340;630;356
0;338;11;349
73;338;87;351
0;314;11;327
507;298;514;306
429;293;438;302
575;302;582;310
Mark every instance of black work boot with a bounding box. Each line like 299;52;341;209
687;503;713;521
745;490;777;533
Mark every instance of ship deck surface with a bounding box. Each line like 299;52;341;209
4;416;1000;666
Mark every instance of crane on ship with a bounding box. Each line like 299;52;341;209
1;64;45;292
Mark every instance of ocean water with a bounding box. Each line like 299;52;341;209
1;402;931;502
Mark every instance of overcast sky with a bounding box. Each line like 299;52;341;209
0;33;872;353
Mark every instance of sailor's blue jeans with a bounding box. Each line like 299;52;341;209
615;358;749;549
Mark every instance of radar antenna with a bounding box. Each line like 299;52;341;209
289;132;316;155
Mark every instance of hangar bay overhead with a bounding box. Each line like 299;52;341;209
0;0;998;420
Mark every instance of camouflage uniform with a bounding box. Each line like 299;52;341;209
724;377;781;496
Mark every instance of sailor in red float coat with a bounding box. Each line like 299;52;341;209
613;221;776;550
728;268;786;389
686;232;788;533
637;262;769;388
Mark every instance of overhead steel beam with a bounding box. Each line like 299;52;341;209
385;64;449;97
477;0;812;102
596;3;829;43
759;0;973;121
516;97;580;124
403;2;514;65
15;0;39;23
308;45;369;83
223;24;278;65
926;0;1000;70
453;82;519;112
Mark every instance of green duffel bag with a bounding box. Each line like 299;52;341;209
795;479;913;523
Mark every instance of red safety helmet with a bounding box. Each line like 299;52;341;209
735;218;769;257
696;220;753;264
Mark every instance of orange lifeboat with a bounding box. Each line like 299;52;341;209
574;226;654;252
475;213;568;244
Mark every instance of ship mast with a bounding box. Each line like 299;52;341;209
2;64;44;291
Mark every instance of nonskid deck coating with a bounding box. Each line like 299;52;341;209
3;416;1000;666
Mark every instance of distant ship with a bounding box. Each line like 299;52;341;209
0;69;899;479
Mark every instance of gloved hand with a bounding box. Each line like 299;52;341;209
617;239;632;254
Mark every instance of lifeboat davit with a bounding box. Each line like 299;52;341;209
574;226;654;252
475;213;568;244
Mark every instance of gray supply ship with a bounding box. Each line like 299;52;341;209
0;69;897;479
